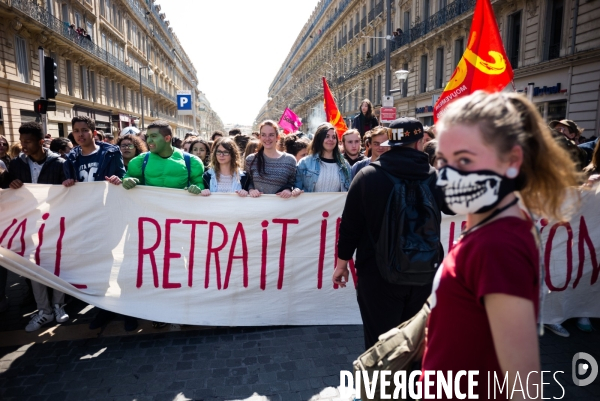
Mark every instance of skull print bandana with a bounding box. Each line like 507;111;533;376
437;166;516;215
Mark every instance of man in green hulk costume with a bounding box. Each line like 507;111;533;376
123;120;204;192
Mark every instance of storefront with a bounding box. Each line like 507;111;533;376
512;68;570;123
415;97;435;126
112;113;133;135
73;106;112;133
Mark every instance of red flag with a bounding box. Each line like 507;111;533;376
322;77;348;139
433;0;513;122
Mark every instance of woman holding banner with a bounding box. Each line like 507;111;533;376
201;137;249;196
294;122;351;193
422;91;579;397
246;120;298;198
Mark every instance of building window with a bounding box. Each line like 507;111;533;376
547;99;567;121
90;71;97;102
66;60;74;96
424;0;430;20
454;37;464;67
546;0;563;60
105;77;110;105
112;81;116;106
86;22;94;41
402;63;408;97
507;11;522;68
75;12;81;28
377;74;382;105
117;83;121;107
435;47;444;89
46;0;54;15
368;78;373;100
438;0;447;11
61;3;69;22
420;55;428;93
404;11;411;32
123;86;127;108
15;35;29;84
80;65;88;100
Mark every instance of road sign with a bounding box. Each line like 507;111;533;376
177;90;193;115
380;107;397;123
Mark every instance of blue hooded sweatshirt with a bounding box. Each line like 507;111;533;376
63;141;126;181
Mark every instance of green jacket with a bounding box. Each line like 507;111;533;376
125;148;205;189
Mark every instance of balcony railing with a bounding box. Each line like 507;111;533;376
282;0;479;110
158;87;176;103
6;0;160;92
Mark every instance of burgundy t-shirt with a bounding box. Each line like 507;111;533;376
421;216;539;399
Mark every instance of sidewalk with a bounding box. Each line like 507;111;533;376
1;271;599;400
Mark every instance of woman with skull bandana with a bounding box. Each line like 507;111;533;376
422;91;579;398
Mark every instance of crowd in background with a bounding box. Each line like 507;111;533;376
0;97;598;336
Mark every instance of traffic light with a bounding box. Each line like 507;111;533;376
34;99;49;114
44;56;58;99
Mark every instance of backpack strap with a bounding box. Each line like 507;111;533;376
141;152;150;185
184;153;191;187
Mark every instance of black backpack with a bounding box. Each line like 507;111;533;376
371;164;442;286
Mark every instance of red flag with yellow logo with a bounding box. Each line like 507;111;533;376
322;77;348;139
433;0;513;122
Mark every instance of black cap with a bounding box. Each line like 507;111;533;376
381;117;424;147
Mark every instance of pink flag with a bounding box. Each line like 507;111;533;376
278;108;303;134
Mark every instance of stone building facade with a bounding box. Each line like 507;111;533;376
0;0;223;142
259;0;600;138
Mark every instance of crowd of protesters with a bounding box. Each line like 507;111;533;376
0;96;598;349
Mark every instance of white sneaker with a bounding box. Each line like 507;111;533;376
544;323;570;337
25;310;55;332
53;304;69;323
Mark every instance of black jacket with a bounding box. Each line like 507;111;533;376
5;149;65;187
351;113;379;138
337;146;451;278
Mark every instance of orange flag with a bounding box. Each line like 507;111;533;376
433;0;513;122
322;77;348;139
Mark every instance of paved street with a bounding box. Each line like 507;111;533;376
1;271;599;401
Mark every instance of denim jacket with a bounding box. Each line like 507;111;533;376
295;154;352;192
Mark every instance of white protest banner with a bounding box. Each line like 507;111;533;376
0;183;598;325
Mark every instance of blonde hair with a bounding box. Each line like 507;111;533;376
210;137;241;180
438;91;580;222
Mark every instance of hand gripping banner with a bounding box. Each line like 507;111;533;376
0;183;599;325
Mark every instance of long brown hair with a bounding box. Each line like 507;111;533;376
360;99;374;119
250;120;280;177
438;91;580;222
210;137;242;180
309;123;350;182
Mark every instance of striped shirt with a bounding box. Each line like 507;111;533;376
246;152;297;194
